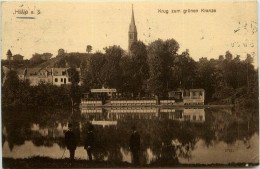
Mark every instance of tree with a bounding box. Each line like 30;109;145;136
129;41;149;96
172;49;196;90
67;67;80;105
196;58;217;102
67;67;80;85
83;52;106;89
58;49;65;56
147;39;179;100
245;54;253;92
102;46;123;89
1;66;4;85
120;56;135;96
86;45;93;54
31;53;53;64
2;70;20;105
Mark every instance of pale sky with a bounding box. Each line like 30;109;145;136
1;1;258;66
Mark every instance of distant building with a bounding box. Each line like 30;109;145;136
183;89;205;105
22;67;81;86
38;68;53;84
128;5;137;51
52;68;69;86
6;50;12;61
168;89;205;105
6;50;24;61
25;68;42;86
52;68;81;86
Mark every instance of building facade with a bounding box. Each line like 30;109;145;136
52;68;70;86
9;67;81;86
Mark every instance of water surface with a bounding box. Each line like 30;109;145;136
2;107;259;165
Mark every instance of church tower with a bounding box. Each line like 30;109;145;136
128;5;137;51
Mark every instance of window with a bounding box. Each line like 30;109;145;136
62;71;66;75
61;78;63;82
55;78;58;82
68;78;71;82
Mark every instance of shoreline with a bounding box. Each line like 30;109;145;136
81;104;234;108
3;157;258;168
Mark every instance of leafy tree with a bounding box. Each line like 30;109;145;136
196;58;217;102
67;67;80;85
172;49;196;90
225;51;233;61
2;70;19;105
58;49;65;56
83;52;106;89
67;67;81;105
86;45;93;54
120;56;135;95
31;53;53;64
147;39;179;100
1;66;4;85
129;41;149;96
102;46;123;89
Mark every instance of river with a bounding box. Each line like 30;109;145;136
2;106;259;165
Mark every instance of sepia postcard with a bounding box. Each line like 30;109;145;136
1;1;258;168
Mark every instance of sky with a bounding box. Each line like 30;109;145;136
1;1;258;66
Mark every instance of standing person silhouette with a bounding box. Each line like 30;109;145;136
65;123;77;164
129;126;140;166
84;124;95;161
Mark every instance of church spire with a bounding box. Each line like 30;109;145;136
131;4;135;26
128;4;137;51
129;4;137;33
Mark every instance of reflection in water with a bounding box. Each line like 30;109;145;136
2;107;259;165
82;108;205;123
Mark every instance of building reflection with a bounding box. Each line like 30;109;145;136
2;107;258;165
81;107;205;123
30;123;68;138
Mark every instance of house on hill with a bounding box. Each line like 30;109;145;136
52;68;81;86
38;68;53;84
25;68;43;86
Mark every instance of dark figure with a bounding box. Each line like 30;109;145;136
129;126;140;166
84;124;95;161
65;123;77;161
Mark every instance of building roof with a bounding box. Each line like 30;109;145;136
39;68;52;73
26;68;41;76
52;68;67;76
7;50;12;56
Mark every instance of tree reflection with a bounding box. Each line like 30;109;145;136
2;107;259;165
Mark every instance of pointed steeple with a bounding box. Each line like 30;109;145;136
128;4;137;51
129;4;137;32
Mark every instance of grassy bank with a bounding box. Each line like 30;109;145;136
3;157;259;168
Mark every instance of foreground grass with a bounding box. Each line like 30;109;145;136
3;156;259;168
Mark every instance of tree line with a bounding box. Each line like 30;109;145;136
81;39;258;107
2;38;258;107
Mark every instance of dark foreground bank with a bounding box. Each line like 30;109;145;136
3;157;259;168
